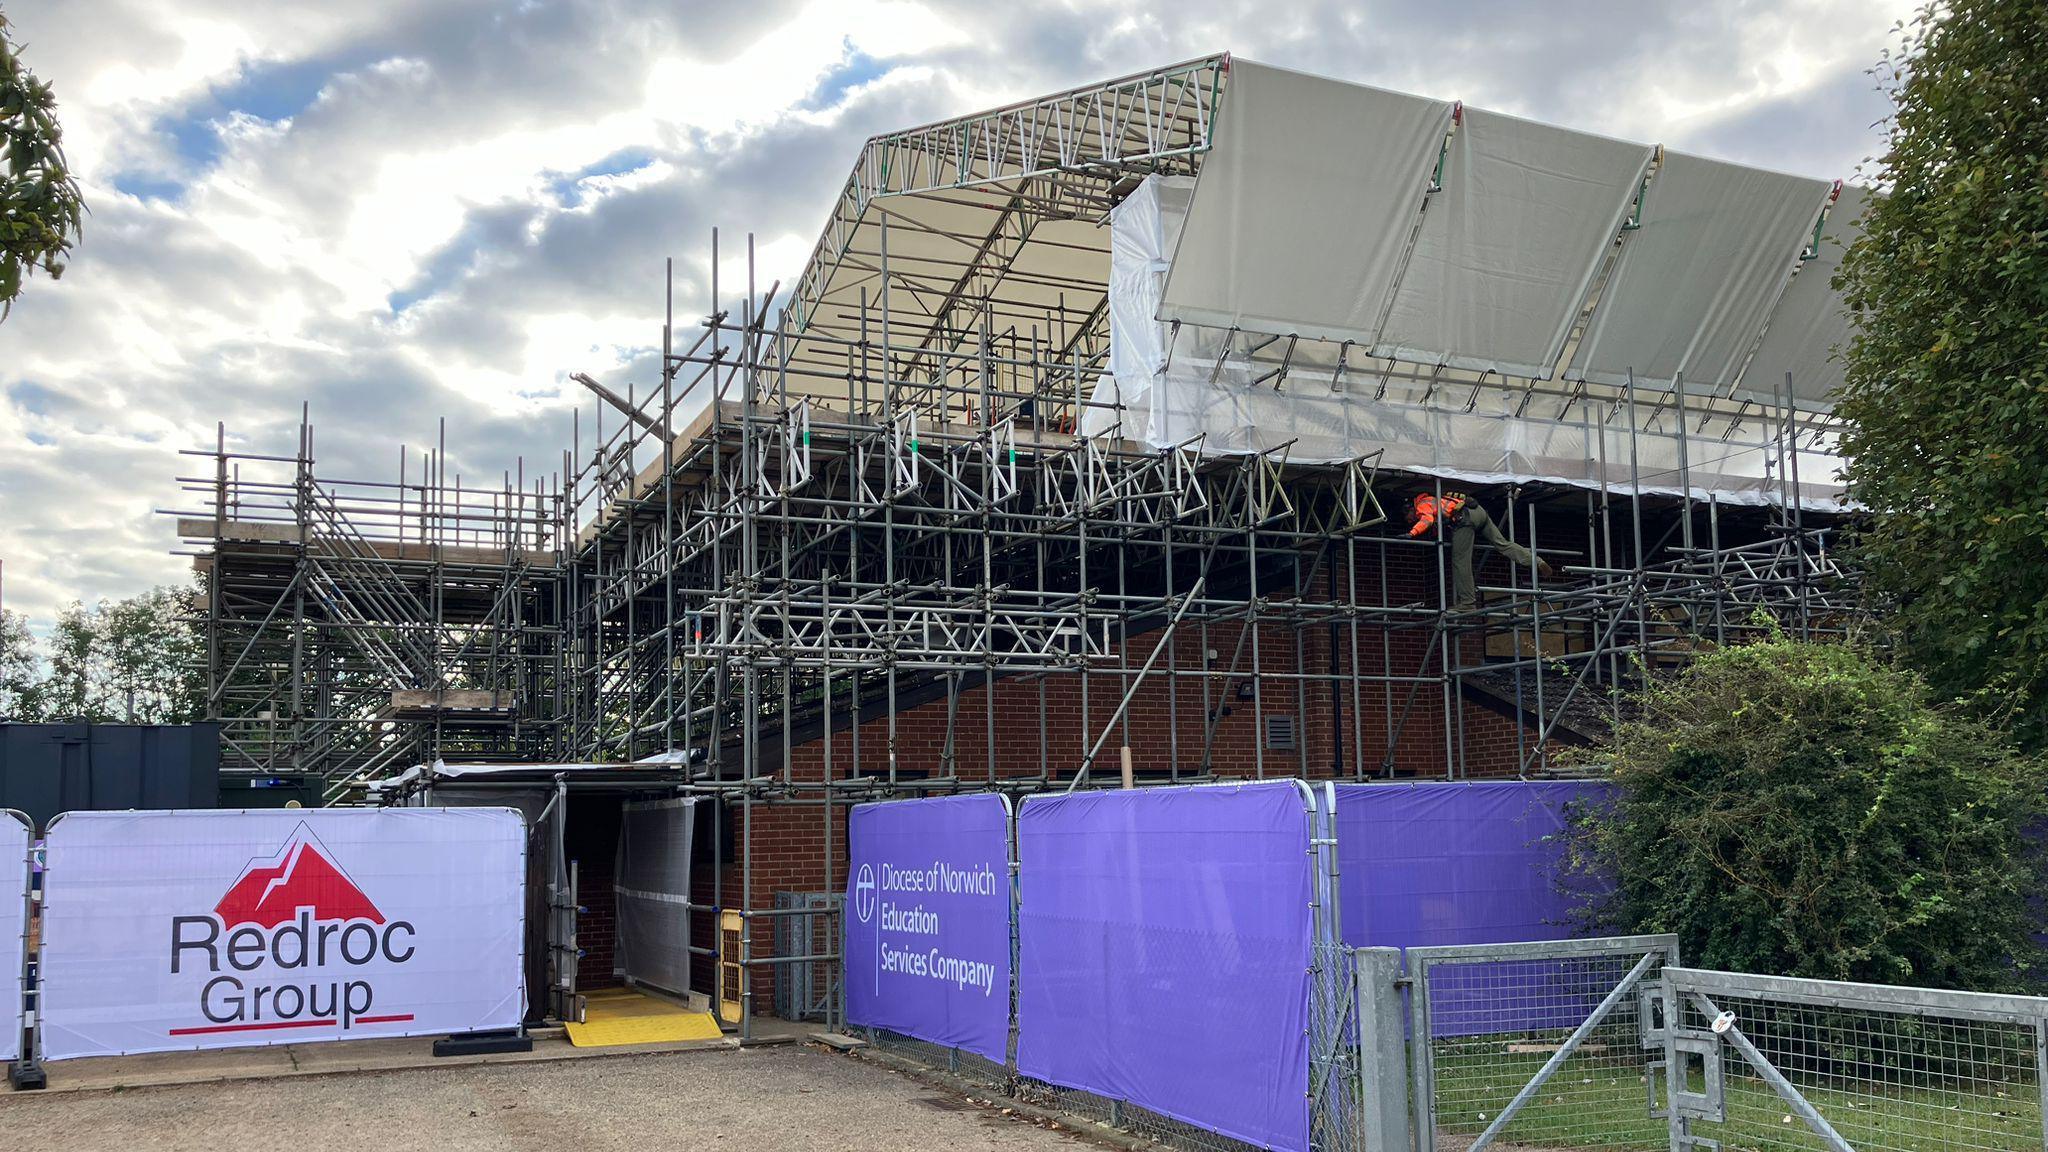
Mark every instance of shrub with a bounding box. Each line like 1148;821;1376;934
1565;637;2048;992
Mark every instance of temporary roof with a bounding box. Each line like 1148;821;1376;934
1156;64;1455;344
765;54;1858;503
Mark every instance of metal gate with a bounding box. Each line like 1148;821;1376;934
772;891;840;1023
1407;934;1681;1152
1659;966;2048;1152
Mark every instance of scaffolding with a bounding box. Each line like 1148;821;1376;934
172;412;569;784
167;54;1860;1036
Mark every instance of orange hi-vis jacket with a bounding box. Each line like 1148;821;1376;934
1408;492;1467;537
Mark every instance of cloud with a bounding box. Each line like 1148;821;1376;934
0;0;1911;630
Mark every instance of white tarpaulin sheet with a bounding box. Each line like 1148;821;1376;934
1;811;27;1062
1569;151;1832;389
1375;107;1653;378
614;798;696;997
38;808;526;1060
1159;60;1453;344
1736;184;1869;410
1103;175;1844;509
1088;174;1193;438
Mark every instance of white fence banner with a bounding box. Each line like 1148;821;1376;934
39;807;526;1060
2;810;28;1063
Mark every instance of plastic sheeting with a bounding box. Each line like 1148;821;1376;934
844;794;1012;1062
1376;107;1654;378
1086;174;1191;438
1092;61;1854;507
1569;152;1833;389
1017;782;1313;1152
614;798;695;997
365;760;656;799
1159;60;1454;344
1102;174;1845;508
1735;184;1870;410
1333;781;1610;948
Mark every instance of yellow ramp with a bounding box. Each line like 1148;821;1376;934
565;988;723;1047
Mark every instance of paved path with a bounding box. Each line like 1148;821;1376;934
1;1044;1089;1151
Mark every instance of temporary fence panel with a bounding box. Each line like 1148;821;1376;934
37;807;526;1060
1407;934;1680;1152
2;810;27;1062
614;797;696;998
1017;781;1316;1152
1661;966;2048;1152
425;779;565;1023
844;793;1012;1064
1334;780;1609;949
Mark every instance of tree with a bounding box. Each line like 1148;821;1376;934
0;608;40;719
0;10;84;318
37;586;205;723
1564;637;2048;992
1834;1;2048;744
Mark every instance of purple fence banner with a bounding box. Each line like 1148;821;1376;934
1334;780;1610;948
1017;782;1312;1152
844;794;1012;1062
1337;781;1614;1037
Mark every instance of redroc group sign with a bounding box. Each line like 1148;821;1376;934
37;808;527;1060
844;794;1011;1062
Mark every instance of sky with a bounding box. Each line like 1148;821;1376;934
0;0;1912;632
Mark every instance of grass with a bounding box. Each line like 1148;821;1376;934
1428;1038;2044;1152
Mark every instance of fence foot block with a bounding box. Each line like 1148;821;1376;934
9;1058;46;1090
433;1029;532;1057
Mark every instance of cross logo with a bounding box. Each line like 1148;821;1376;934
854;863;876;923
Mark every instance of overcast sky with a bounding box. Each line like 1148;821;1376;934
0;0;1908;631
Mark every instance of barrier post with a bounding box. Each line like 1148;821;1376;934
5;810;38;1090
1354;947;1408;1152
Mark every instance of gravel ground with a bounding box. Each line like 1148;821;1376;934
0;1044;1092;1152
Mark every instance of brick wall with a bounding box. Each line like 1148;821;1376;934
699;539;1575;1011
564;795;622;991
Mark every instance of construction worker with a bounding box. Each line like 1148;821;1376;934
1408;491;1554;610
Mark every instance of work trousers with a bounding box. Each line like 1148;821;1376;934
1449;504;1538;608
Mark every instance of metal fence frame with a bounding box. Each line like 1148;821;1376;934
4;808;34;1089
1660;966;2048;1152
1405;933;1683;1152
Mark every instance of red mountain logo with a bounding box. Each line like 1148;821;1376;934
214;826;384;928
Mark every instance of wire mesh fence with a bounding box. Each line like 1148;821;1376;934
857;1025;1013;1095
1409;935;1681;1152
1663;968;2048;1152
1311;939;1366;1152
1012;1074;1273;1152
857;937;2048;1152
